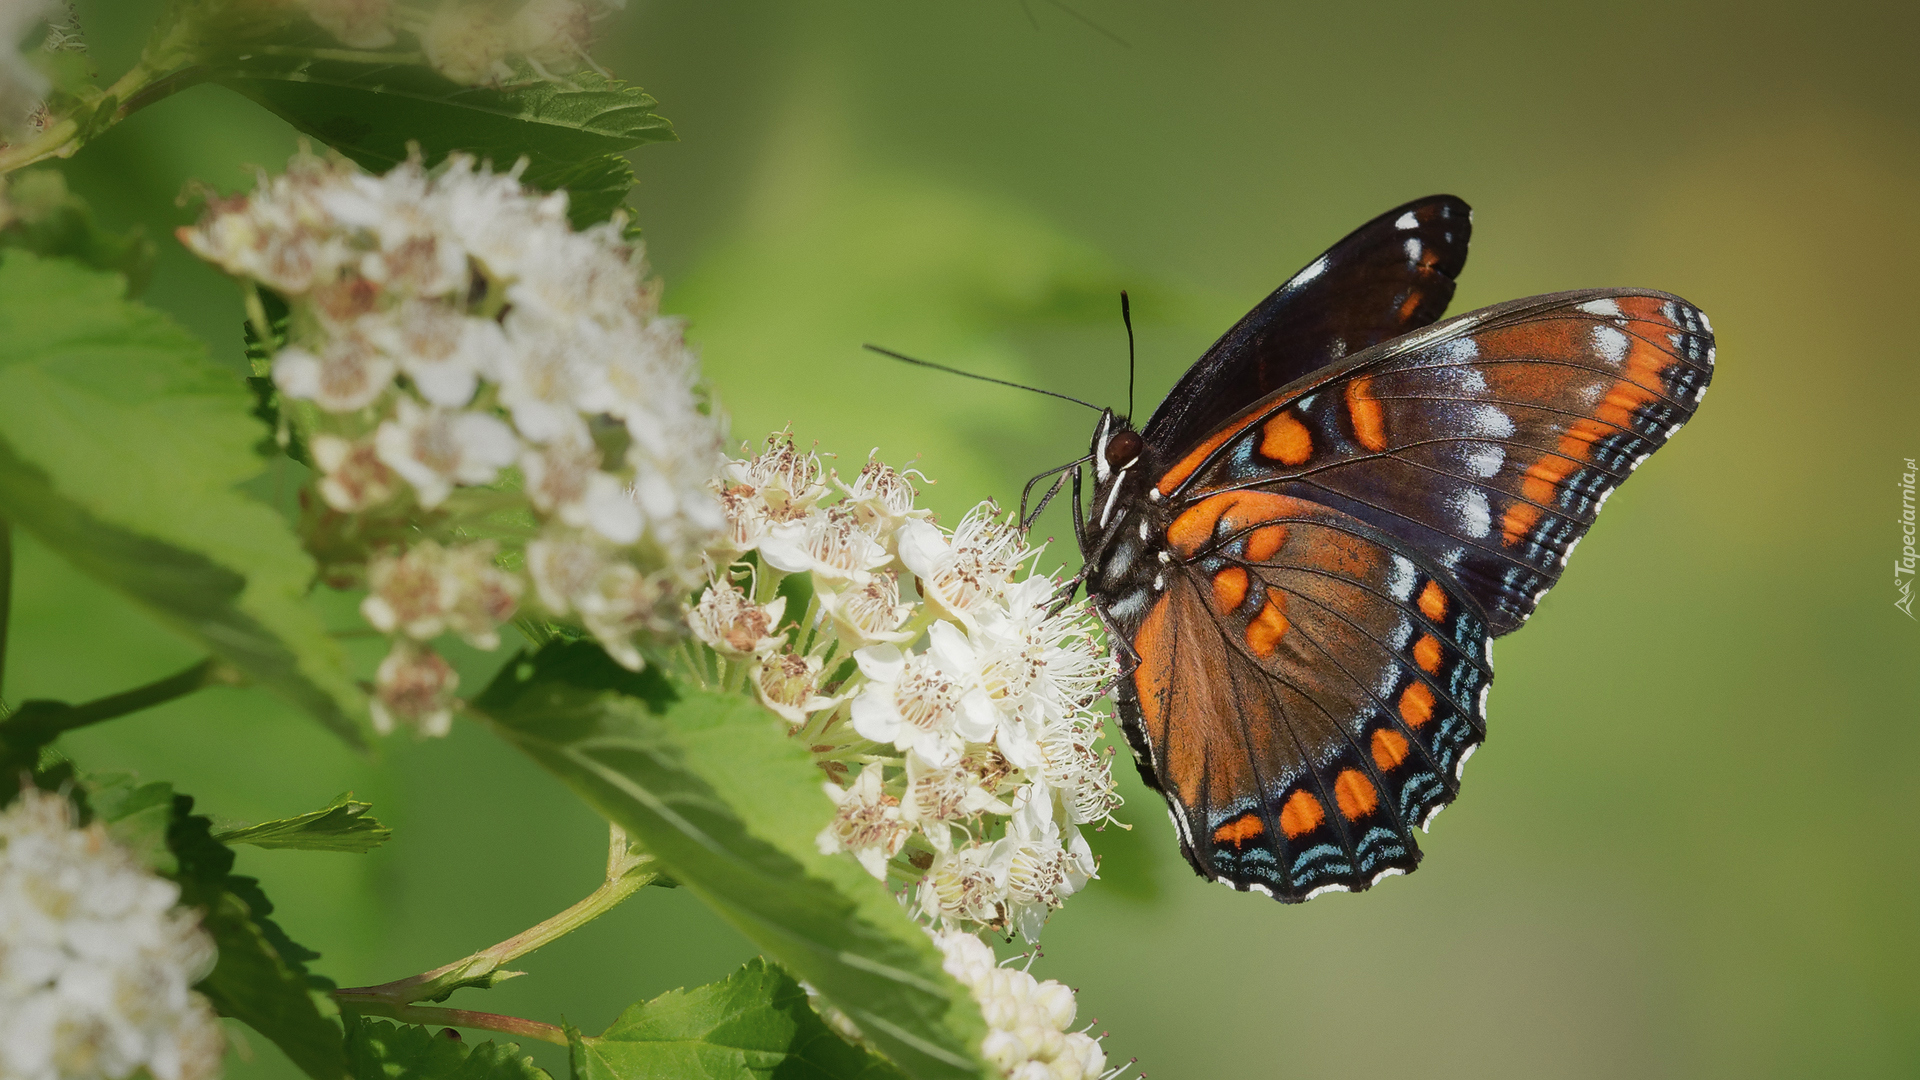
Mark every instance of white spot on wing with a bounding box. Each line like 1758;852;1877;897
1395;211;1419;230
1304;883;1352;901
1578;297;1622;317
1420;801;1447;831
1462;442;1506;479
1592;325;1630;365
1386;554;1417;600
1248;883;1275;898
1558;534;1583;567
1699;310;1714;332
1403;238;1423;261
1467;405;1515;438
1476;682;1490;715
1369;866;1407;886
1451;487;1492;538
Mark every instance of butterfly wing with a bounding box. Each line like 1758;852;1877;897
1117;493;1490;899
1153;289;1715;635
1140;195;1472;452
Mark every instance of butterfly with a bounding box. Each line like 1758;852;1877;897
1065;195;1714;902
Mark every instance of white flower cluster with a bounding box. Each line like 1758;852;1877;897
289;0;618;85
933;929;1115;1080
182;150;725;735
688;431;1122;942
0;789;224;1080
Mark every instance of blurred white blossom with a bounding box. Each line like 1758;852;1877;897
183;149;728;732
0;0;55;141
0;789;224;1080
931;929;1113;1080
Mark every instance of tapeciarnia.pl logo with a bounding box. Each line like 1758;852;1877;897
1899;457;1917;619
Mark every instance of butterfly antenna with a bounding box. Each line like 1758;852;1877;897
863;344;1103;413
1041;0;1130;47
1120;290;1136;423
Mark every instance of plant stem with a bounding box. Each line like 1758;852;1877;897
0;657;237;743
328;997;570;1047
333;824;658;1008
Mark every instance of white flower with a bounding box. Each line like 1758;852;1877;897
496;311;592;445
815;570;914;647
422;2;513;86
521;438;643;544
759;507;893;586
929;929;1109;1080
849;622;996;767
902;751;1011;853
273;334;395;413
1035;713;1121;827
816;767;908;880
835;452;929;536
687;578;787;658
996;789;1096;943
897;503;1032;626
752;649;835;724
374;399;519;507
917;841;1005;927
372;639;460;736
361;541;454;640
371;300;506;407
440;542;523;650
0;789;225;1080
310;434;398;512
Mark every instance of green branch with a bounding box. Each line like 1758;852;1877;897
0;657;237;744
330;998;570;1047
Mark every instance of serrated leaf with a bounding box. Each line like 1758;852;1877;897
470;642;989;1080
86;778;349;1079
0;251;370;746
572;957;907;1080
215;792;392;853
211;59;673;226
344;1016;552;1080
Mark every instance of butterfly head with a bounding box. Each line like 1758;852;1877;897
1089;409;1154;540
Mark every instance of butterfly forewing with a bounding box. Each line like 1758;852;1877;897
1141;195;1472;453
1118;493;1490;900
1160;289;1715;635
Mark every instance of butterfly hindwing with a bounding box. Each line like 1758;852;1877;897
1141;195;1472;453
1158;289;1715;635
1117;493;1490;900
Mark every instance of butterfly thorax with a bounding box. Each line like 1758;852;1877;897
1082;410;1169;636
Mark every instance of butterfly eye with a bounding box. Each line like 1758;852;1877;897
1105;429;1144;470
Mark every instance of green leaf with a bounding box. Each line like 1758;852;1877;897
215;792;392;853
572;957;908;1080
211;59;674;226
0;251;370;746
470;643;989;1080
87;777;349;1080
343;1016;552;1080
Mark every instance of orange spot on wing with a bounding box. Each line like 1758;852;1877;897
1397;291;1423;321
1334;769;1379;821
1245;524;1288;562
1557;419;1612;461
1279;790;1325;838
1156;408;1272;497
1399;682;1435;728
1500;502;1542;546
1212;813;1265;848
1417;580;1448;621
1345;376;1388;452
1131;594;1175;748
1595;381;1657;429
1413;633;1443;673
1246;595;1290;657
1371;728;1411;771
1260;412;1313;465
1521;454;1578;505
1213;567;1249;611
1167;491;1300;558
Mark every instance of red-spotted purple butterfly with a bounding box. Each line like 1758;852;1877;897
1064;196;1713;901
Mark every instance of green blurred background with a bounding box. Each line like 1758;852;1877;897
16;1;1918;1076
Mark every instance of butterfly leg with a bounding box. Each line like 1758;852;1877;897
1021;469;1070;532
